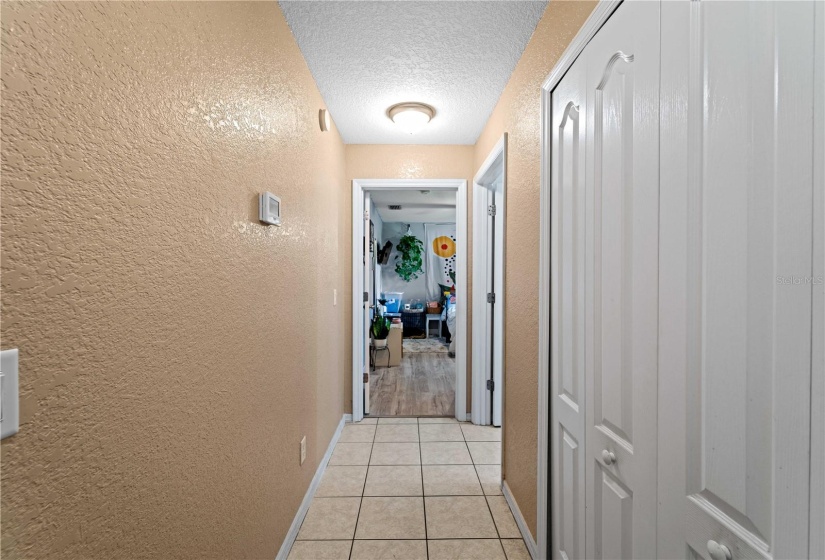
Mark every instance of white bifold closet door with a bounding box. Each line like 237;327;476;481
551;0;821;559
551;1;661;558
583;2;661;559
550;29;588;560
657;2;820;559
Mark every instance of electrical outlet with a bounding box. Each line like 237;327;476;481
333;289;337;306
300;436;307;465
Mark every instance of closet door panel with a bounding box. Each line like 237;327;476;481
550;49;588;560
659;2;816;558
686;2;814;557
583;1;660;558
593;49;635;447
594;465;633;559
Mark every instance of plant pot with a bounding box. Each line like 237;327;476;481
373;338;388;349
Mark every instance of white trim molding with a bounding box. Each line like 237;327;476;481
810;2;825;556
275;415;348;560
537;1;622;557
537;85;552;560
472;134;507;427
503;480;538;560
351;179;468;423
541;0;623;93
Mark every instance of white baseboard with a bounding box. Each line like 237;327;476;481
503;480;539;560
275;415;348;560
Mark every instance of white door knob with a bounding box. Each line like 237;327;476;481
707;540;732;560
601;449;616;465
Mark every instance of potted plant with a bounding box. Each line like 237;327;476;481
371;315;391;348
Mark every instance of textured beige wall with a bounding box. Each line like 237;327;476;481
346;144;475;412
0;2;350;558
346;144;475;182
473;0;597;540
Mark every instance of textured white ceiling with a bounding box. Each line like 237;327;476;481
372;189;456;222
279;1;547;145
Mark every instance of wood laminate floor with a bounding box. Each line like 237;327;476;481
370;351;455;416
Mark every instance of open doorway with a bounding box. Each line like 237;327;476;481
351;179;468;422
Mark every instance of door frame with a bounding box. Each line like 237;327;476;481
812;3;825;555
537;1;623;557
472;134;507;427
351;178;468;423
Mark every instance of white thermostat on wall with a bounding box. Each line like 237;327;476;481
259;192;281;226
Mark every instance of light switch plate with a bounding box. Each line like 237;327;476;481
333;289;337;306
1;349;20;439
300;436;307;465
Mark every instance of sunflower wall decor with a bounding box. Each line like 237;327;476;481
432;234;457;290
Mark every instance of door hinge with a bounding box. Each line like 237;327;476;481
364;210;370;220
487;292;496;304
488;204;497;217
486;379;495;391
363;373;369;383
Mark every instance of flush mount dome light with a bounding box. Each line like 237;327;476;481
388;102;435;134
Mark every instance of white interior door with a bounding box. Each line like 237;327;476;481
550;42;588;560
658;2;818;558
473;142;506;428
583;2;660;558
490;181;504;427
363;192;371;415
479;184;499;427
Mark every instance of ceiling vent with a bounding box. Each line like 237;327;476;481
388;205;402;210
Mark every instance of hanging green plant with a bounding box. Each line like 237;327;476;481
395;233;424;282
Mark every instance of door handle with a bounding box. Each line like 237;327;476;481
601;449;617;466
707;540;732;560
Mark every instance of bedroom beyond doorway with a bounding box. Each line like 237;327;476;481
352;179;467;421
369;203;457;416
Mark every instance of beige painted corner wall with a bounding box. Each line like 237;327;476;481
473;0;597;540
345;145;475;413
0;2;350;559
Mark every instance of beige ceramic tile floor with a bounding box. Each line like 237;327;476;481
288;417;530;560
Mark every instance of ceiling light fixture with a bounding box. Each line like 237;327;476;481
387;102;435;134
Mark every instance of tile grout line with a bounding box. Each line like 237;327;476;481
292;537;507;541
418;418;429;560
463;426;505;547
348;422;376;560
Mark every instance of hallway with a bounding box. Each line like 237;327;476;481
287;417;528;560
4;1;820;558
